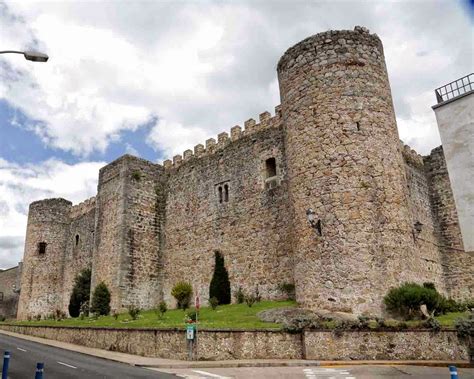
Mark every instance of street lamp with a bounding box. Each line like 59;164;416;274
0;50;48;62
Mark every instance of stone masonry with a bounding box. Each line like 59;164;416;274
16;27;473;320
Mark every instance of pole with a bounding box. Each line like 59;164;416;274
2;351;10;379
35;362;44;379
449;365;458;379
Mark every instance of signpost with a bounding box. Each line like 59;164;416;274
186;287;200;360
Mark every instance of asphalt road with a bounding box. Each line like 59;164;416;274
159;365;474;378
0;333;176;378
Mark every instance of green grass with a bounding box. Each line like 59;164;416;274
7;300;297;330
435;311;469;327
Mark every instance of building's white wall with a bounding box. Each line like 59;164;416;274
433;92;474;252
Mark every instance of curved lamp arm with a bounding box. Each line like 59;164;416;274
0;50;49;62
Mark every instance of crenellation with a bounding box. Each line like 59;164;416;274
244;118;256;133
230;125;242;141
194;144;205;157
173;154;182;166
183;149;193;161
205;138;216;153
163;159;172;169
217;132;229;148
70;196;96;219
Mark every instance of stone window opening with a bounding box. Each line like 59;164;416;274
356;121;360;131
218;186;223;203
224;184;229;202
0;292;3;302
75;234;80;246
38;242;47;255
265;157;277;178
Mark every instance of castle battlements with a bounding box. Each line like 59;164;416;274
70;196;96;219
163;105;282;170
401;142;425;168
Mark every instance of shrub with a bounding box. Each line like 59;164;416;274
278;283;296;300
186;310;197;322
422;318;441;332
128;305;141;320
423;282;436;291
209;252;231;305
172;281;193;310
245;294;257;308
209;297;219;310
112;311;119;320
157;301;168;318
131;171;142;181
455;313;473;341
235;286;245;304
0;315;5;322
68;268;92;317
383;282;445;320
90;282;111;316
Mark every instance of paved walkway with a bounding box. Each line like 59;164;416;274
0;329;471;369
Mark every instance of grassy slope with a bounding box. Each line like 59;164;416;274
3;301;468;330
8;300;297;329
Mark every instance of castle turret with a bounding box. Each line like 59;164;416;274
17;198;71;319
278;27;416;315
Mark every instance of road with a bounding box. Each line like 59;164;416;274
0;333;175;378
158;365;474;378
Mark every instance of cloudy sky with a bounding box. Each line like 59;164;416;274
0;0;473;269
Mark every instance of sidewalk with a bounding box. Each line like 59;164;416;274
0;329;471;369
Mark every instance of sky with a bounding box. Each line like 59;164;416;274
0;0;473;269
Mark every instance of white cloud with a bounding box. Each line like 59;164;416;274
2;1;471;159
0;158;104;269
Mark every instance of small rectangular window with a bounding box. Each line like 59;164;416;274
38;242;47;255
265;158;277;178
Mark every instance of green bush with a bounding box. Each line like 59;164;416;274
0;315;5;322
383;282;446;320
171;281;193;310
128;305;141;320
157;301;168;318
209;252;231;305
90;282;111;316
186;310;197;322
235;286;245;304
68;268;91;317
209;297;219;310
455;313;473;340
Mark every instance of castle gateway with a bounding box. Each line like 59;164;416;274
17;27;473;319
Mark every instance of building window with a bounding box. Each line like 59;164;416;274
0;292;3;302
218;186;223;203
38;242;47;255
75;234;80;246
265;157;277;178
224;184;229;202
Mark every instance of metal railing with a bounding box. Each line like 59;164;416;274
435;73;474;103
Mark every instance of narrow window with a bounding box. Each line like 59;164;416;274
0;292;3;302
224;184;229;202
75;234;80;246
218;186;223;203
265;157;277;178
38;242;47;255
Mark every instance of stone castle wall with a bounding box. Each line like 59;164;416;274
0;266;20;319
425;147;474;300
15;27;472;319
162;117;294;305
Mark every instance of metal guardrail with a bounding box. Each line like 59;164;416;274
435;73;474;104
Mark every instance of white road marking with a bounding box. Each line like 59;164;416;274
57;361;77;369
16;347;27;352
192;370;231;379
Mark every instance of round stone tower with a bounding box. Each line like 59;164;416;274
278;27;415;315
17;198;71;319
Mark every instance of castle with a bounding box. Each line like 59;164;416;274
16;27;473;320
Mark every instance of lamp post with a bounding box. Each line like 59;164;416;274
0;50;48;62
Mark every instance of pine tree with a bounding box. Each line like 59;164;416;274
68;268;91;317
90;282;111;316
209;251;231;305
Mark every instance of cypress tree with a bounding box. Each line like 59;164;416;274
68;268;92;317
90;282;111;316
209;251;231;305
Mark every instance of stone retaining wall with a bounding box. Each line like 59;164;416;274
0;325;469;361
